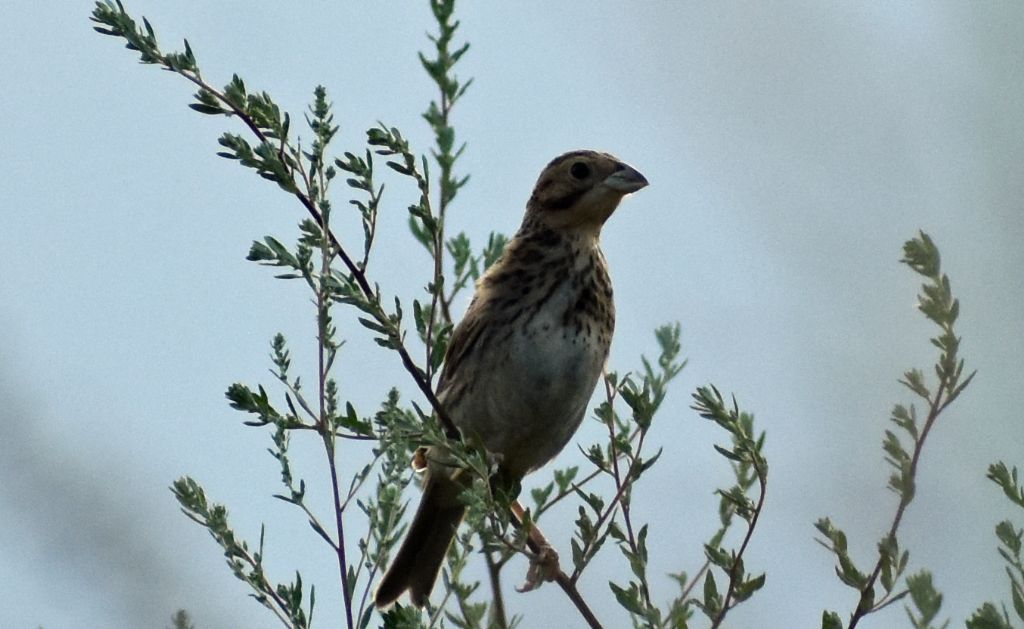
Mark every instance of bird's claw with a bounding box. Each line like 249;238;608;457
516;544;560;593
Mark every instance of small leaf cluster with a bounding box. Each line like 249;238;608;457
349;391;425;628
819;231;975;629
593;326;684;626
171;477;314;628
94;1;311;193
367;125;437;253
904;571;948;629
420;0;473;213
688;385;768;627
167;610;195;629
967;463;1024;628
92;0;174;66
225;335;371;439
335;149;383;270
439;541;489;629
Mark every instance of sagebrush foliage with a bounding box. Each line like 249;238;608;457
90;3;1012;629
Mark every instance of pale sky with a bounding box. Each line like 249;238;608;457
1;2;1022;628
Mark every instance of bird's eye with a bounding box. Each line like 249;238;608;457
570;161;591;180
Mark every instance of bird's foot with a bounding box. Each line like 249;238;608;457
516;544;560;593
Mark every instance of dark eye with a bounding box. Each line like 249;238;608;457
570;161;590;180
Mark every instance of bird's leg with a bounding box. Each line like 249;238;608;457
483;465;559;591
510;500;561;592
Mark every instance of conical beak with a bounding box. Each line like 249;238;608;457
602;162;649;194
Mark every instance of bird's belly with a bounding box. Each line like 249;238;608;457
456;304;608;476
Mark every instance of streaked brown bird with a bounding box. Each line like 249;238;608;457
374;150;648;608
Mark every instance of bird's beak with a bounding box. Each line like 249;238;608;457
602;163;649;194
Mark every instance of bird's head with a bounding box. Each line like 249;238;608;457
525;150;648;232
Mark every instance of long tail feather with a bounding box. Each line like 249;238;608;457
374;473;465;608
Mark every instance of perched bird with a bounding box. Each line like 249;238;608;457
374;150;648;608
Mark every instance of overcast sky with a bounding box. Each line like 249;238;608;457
2;2;1022;628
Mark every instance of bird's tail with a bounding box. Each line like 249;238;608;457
374;470;466;608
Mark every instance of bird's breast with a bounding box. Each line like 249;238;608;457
451;253;615;476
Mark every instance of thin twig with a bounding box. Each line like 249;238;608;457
234;542;300;628
247;420;373;440
680;558;712;601
600;375;654;608
484;549;510;629
281;498;337;551
325;393;354;629
424;34;457;376
274;372;319;424
848;385;947;628
535;426;644;519
510;502;604;629
354;477;411;624
535;467;603;517
568;456;635;582
427;587;456;629
316;205;355;629
710;458;767;629
358;183;381;271
341;450;385;511
163;64;461;441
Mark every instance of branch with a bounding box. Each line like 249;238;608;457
711;456;768;628
91;1;460;440
847;386;950;628
817;232;975;627
510;502;604;629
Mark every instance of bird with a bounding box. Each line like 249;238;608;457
373;149;648;608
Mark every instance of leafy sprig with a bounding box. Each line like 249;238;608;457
92;0;461;442
967;463;1024;629
819;231;975;628
171;477;315;628
688;386;768;628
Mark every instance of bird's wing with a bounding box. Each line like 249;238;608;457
436;296;488;396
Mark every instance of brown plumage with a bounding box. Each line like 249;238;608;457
374;150;648;608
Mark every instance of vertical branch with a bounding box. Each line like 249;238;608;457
689;386;768;627
316;201;355;629
818;233;975;627
601;374;655;611
846;384;953;629
291;86;358;629
710;457;768;629
484;549;510;629
421;0;472;373
508;502;604;629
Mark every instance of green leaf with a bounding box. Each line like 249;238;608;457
1012;579;1024;622
821;610;844;629
702;570;720;612
966;603;1014;629
609;581;645;616
734;572;766;602
553;466;579;492
905;570;944;625
995;520;1023;555
530;483;553;510
836;551;868;589
188;103;225;115
570;538;584;571
989;463;1024;509
901;231;940;278
337;402;372;437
